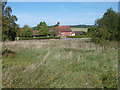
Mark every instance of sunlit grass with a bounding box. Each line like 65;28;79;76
71;28;88;32
2;39;118;88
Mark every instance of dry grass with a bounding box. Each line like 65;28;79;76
0;41;2;88
2;39;118;88
71;28;88;32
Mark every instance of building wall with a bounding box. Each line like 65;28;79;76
59;32;75;36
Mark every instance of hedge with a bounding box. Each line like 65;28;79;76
19;37;60;40
66;35;88;38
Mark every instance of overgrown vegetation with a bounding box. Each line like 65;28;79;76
71;25;93;28
88;8;119;43
2;2;19;41
2;39;118;88
21;25;32;37
66;35;88;38
36;22;49;36
19;37;60;40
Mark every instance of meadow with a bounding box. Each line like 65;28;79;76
2;39;118;88
71;28;88;32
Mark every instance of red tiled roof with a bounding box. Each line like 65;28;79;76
55;26;72;32
32;30;39;36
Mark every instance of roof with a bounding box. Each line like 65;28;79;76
55;26;72;32
32;30;39;36
74;31;85;34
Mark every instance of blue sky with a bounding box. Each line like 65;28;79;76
7;2;118;27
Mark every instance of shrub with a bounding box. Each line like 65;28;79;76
19;37;33;40
19;37;60;40
66;35;88;38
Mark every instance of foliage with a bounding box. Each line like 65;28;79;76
49;29;59;37
21;25;32;37
2;2;19;41
32;26;37;30
19;37;60;40
71;25;94;28
87;26;98;39
37;36;60;39
37;22;49;36
91;8;119;43
96;8;118;41
66;35;88;38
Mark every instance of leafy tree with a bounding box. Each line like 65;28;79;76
37;22;49;36
90;8;119;43
22;25;32;37
0;2;2;40
2;2;19;41
49;29;59;37
87;26;97;37
32;26;37;30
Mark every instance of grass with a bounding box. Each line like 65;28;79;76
0;41;2;88
2;39;118;88
71;28;88;32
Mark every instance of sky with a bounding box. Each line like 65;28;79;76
7;2;118;27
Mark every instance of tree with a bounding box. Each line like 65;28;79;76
2;2;19;41
87;26;97;37
0;1;2;40
37;22;49;36
92;8;119;43
49;29;59;37
22;25;32;37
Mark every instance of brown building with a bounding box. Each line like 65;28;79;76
55;26;75;36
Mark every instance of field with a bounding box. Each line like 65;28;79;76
2;39;118;88
71;28;88;32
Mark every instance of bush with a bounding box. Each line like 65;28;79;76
19;37;33;40
38;37;60;39
19;37;60;40
66;35;88;38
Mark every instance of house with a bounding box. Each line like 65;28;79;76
55;26;75;36
74;31;86;36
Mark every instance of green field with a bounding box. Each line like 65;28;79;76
2;39;118;88
71;28;88;32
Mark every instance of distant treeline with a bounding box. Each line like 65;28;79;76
70;25;94;28
32;25;93;30
32;25;56;30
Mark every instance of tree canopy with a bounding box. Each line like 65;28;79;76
21;25;32;37
36;22;49;36
88;8;119;43
2;2;19;41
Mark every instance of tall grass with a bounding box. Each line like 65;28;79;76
2;39;118;88
0;41;2;88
